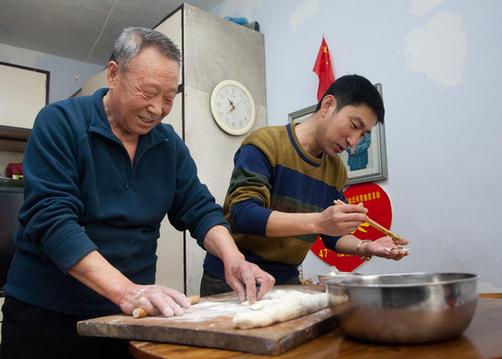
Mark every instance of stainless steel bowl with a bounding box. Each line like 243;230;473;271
326;272;478;344
318;270;361;285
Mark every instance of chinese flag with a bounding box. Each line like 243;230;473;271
313;36;335;101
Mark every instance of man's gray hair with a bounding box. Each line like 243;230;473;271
109;27;181;69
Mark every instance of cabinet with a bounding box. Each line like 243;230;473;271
76;4;267;295
177;4;267;295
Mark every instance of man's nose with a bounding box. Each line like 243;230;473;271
147;97;163;116
347;134;360;147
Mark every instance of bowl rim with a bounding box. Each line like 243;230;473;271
318;271;362;278
326;272;479;288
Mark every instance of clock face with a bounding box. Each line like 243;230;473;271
210;80;256;135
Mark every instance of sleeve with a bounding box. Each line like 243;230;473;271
19;105;97;273
166;135;229;248
320;234;341;251
226;144;274;236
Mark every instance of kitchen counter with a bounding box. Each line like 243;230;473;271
129;296;502;359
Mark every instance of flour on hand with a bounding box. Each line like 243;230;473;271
233;290;329;329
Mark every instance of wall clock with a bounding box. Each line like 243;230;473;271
210;80;256;135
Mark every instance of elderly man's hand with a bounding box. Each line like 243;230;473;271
118;284;191;317
224;258;275;303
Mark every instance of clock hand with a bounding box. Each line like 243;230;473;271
228;99;236;112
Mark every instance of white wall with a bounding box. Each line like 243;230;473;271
0;43;103;103
211;0;502;292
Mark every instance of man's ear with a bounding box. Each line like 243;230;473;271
320;95;337;116
106;61;120;89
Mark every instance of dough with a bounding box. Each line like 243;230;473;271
233;290;329;329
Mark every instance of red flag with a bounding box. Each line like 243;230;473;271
313;36;335;101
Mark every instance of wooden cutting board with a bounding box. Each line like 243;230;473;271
77;285;339;355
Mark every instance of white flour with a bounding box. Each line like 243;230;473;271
144;289;323;323
147;299;252;322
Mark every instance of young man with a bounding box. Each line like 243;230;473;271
1;27;273;359
201;75;408;295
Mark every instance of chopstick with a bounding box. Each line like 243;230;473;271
132;295;201;318
334;199;401;242
364;217;401;242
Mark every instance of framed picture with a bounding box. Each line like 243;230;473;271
288;83;388;185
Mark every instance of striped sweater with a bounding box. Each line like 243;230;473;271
204;123;347;282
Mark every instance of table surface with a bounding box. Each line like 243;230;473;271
129;296;502;359
78;286;334;355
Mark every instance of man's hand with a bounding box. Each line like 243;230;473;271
223;257;275;304
317;203;367;236
363;236;410;260
202;225;275;304
68;250;192;317
118;284;191;317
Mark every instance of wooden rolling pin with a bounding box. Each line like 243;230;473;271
132;295;200;318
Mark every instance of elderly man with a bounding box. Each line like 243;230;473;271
0;27;274;359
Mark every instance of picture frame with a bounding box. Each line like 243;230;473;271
288;83;388;185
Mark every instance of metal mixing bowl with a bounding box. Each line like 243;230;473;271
326;272;478;344
318;270;361;285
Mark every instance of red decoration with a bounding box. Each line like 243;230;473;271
311;182;393;272
6;163;23;178
313;36;335;101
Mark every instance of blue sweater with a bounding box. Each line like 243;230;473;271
5;88;227;316
204;124;347;283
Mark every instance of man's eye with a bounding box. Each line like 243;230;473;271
142;89;158;99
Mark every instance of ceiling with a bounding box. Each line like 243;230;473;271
0;0;223;65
